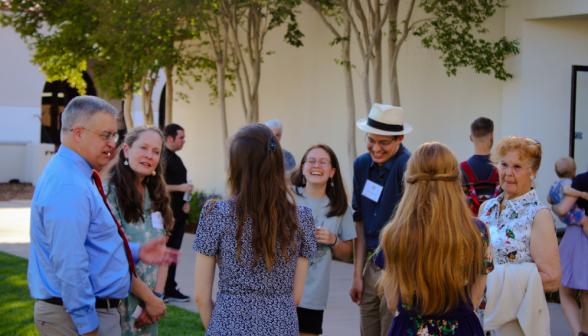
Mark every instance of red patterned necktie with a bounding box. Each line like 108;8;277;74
91;170;137;277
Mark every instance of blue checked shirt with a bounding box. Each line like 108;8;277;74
28;146;139;334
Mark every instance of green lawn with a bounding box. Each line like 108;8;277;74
0;251;205;336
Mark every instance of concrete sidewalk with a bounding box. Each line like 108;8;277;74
0;200;574;335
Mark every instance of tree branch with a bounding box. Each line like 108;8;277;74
366;0;392;57
408;17;434;31
392;0;417;63
337;0;366;59
301;0;342;38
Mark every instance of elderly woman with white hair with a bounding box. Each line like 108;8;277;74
265;119;296;172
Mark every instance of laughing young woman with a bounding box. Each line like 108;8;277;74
290;144;357;336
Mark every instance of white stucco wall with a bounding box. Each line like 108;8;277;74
2;0;588;192
514;18;588;207
573;71;588;174
0;26;46;145
172;4;508;195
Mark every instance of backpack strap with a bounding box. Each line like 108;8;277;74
460;161;478;184
488;167;499;183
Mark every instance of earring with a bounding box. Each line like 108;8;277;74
151;170;156;176
530;175;535;181
124;159;129;166
302;176;307;185
330;177;334;187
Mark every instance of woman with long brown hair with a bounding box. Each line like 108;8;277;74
290;144;356;336
376;142;494;336
193;123;317;335
102;125;175;335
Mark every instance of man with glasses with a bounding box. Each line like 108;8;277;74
28;96;180;336
350;104;412;336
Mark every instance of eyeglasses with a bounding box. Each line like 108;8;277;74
72;127;119;143
365;135;393;147
498;161;530;174
508;135;541;146
305;159;331;167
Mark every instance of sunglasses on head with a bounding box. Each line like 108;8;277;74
508;135;541;146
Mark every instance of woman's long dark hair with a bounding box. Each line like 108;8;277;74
227;123;300;271
103;125;174;232
290;144;348;217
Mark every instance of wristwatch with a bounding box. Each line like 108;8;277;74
153;292;164;299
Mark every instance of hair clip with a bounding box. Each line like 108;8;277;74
267;137;277;154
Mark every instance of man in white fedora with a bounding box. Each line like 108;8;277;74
350;103;412;336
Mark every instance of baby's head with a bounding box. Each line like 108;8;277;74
555;157;577;179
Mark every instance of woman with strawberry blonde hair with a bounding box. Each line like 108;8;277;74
375;142;494;336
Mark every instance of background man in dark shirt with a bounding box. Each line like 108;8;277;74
162;123;193;302
351;104;412;336
460;117;499;215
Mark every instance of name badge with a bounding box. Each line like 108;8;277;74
131;305;143;319
152;211;164;230
362;180;383;203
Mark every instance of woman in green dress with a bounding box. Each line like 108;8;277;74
102;125;176;336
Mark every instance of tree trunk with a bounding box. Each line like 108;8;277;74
390;60;400;106
388;0;401;106
140;72;158;125
165;66;173;126
372;0;382;104
145;88;155;125
217;61;229;169
343;17;357;176
361;59;372;113
140;75;148;125
123;83;134;130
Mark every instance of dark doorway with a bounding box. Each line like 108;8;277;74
158;84;166;129
40;72;97;148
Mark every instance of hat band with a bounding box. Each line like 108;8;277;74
367;118;404;132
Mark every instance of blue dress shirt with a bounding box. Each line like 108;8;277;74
28;146;140;335
352;144;411;251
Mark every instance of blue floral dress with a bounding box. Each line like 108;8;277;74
105;185;166;336
193;199;317;335
375;219;494;336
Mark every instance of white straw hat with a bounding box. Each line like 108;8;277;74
356;103;412;136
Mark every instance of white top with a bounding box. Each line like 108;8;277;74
293;188;356;310
479;189;548;266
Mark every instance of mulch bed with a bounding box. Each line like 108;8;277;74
0;183;35;201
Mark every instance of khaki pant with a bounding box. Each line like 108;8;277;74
34;300;122;336
360;256;395;336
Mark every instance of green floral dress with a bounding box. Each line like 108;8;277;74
104;184;166;336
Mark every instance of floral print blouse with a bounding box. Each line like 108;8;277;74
476;189;553;335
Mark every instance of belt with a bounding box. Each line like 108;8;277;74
41;297;121;309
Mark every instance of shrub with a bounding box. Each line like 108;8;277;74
185;190;222;234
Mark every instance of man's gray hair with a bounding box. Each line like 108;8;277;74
265;119;283;132
61;96;119;133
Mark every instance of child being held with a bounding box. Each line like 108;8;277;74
548;157;588;237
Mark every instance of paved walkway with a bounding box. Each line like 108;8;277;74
0;200;574;335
